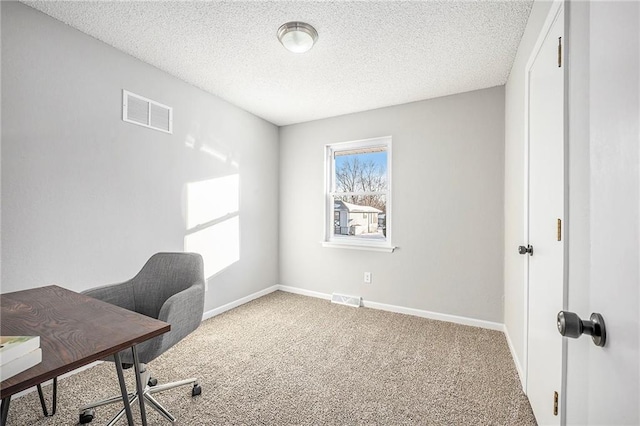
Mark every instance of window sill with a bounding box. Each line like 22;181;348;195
321;241;396;253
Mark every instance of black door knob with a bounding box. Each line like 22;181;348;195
518;245;533;256
557;311;606;347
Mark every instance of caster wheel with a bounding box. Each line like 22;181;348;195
192;384;202;397
148;377;158;387
79;409;95;424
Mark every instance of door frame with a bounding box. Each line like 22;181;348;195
522;0;568;421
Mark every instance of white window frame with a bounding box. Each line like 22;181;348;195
322;136;395;253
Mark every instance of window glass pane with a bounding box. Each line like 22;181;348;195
333;195;387;240
334;150;387;193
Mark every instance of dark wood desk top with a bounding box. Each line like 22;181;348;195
1;285;170;398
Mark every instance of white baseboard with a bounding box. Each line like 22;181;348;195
503;324;526;390
201;285;279;321
275;284;503;331
204;284;503;332
276;285;332;301
363;299;504;331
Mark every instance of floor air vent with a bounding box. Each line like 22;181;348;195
331;293;362;308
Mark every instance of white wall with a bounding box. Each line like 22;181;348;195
503;0;553;381
279;87;505;323
0;2;279;311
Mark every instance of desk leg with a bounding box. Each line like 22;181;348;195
131;345;148;426
1;397;10;426
36;377;58;417
113;352;135;426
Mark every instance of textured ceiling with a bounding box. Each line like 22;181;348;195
22;1;533;126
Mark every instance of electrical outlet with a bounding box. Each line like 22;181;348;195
364;272;372;284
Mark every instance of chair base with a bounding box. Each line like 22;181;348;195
78;364;200;425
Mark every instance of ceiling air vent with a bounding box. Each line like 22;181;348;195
122;90;172;134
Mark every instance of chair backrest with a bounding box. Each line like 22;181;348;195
131;252;204;319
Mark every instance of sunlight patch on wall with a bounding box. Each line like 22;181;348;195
184;134;239;169
184;216;240;279
184;174;240;279
186;175;239;229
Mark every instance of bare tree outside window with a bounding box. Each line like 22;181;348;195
334;154;387;212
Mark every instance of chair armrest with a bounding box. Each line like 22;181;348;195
158;283;205;338
133;283;204;363
81;281;135;312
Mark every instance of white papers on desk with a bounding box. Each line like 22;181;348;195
0;336;42;381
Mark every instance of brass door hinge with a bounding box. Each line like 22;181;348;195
557;219;562;241
558;37;562;67
553;391;559;416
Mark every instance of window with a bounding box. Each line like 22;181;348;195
324;136;394;252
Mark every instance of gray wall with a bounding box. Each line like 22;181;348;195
279;87;505;323
0;2;279;311
503;0;553;379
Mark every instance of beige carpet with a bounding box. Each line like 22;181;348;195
7;291;536;425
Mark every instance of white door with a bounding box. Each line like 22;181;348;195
526;2;565;425
564;1;640;424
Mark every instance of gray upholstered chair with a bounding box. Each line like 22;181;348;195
78;252;205;425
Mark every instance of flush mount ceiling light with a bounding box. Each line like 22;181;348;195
277;22;318;53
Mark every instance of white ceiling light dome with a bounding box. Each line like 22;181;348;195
277;22;318;53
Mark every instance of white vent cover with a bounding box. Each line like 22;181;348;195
331;293;362;308
122;90;172;134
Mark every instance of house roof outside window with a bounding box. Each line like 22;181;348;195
334;200;382;214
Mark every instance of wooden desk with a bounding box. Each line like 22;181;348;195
0;285;170;425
